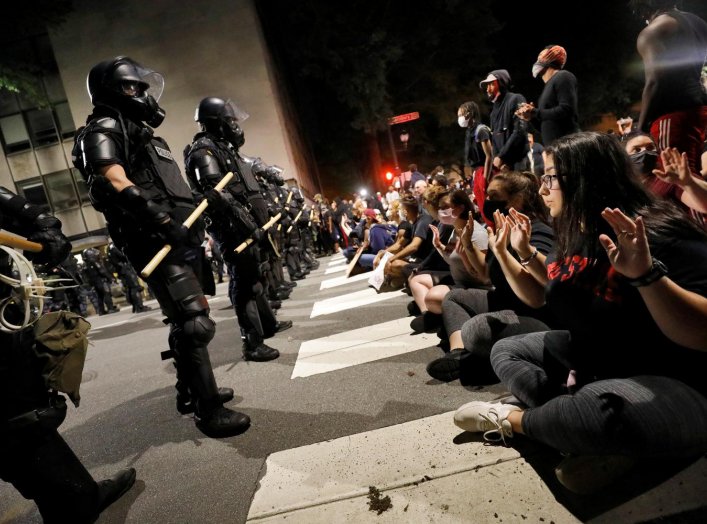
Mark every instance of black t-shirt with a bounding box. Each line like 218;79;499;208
411;213;434;261
535;70;579;146
544;235;707;394
466;124;491;168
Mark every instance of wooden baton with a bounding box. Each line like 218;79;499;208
140;172;233;278
234;212;282;254
0;230;43;252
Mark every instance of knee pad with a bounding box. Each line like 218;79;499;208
251;281;263;296
163;264;209;317
182;315;216;346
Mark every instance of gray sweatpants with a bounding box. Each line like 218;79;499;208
490;331;707;458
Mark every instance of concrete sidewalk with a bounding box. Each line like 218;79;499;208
245;409;707;523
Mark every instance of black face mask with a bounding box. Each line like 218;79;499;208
630;149;659;175
483;199;508;219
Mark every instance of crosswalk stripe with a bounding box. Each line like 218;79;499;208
319;271;372;290
310;288;404;318
323;264;348;275
291;317;436;378
327;257;348;266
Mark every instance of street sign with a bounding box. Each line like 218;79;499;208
388;112;419;125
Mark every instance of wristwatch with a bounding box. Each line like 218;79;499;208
625;258;668;287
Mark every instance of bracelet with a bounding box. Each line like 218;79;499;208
519;249;538;266
624;258;668;287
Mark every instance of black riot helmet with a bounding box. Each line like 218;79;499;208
82;247;100;263
87;56;166;128
195;97;248;149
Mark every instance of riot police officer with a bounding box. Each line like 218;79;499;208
0;186;135;522
107;242;151;313
184;97;291;362
81;247;119;315
72;57;247;437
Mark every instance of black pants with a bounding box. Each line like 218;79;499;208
0;429;99;523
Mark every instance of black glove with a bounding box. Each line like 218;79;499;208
157;217;189;245
204;188;230;215
26;228;72;268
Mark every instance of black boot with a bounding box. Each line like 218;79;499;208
195;397;250;438
243;332;280;361
185;345;250;437
96;468;137;515
177;387;235;415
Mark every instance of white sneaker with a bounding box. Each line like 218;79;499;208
453;401;522;445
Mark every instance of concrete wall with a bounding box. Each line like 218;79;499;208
49;0;316;193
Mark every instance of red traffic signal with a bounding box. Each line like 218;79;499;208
385;171;393;181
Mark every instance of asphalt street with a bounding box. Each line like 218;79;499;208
1;254;706;523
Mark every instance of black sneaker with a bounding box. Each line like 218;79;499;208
195;406;250;438
426;350;467;382
410;312;443;333
177;387;235;415
269;300;282;310
243;343;280;361
96;468;137;514
407;300;421;317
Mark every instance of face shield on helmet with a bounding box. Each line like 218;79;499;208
87;56;166;128
195;97;248;148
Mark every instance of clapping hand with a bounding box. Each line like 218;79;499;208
430;224;443;251
507;208;533;258
599;208;652;279
460;215;474;250
487;210;510;256
515;102;535;121
653;147;691;188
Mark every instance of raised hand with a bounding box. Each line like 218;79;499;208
507;207;533;257
430;224;443;250
599;208;652;279
460;215;474;249
487;210;510;256
654;147;691;187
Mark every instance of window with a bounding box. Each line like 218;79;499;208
0;34;75;154
71;168;90;204
16;178;50;213
45;170;80;211
0;113;31;153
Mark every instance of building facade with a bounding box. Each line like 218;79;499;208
0;0;319;250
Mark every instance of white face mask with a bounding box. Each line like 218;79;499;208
438;208;455;225
399;210;406;221
458;116;469;128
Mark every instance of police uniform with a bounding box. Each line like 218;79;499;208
184;97;291;362
72;57;247;437
0;186;135;522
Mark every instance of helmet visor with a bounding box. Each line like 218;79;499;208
140;71;164;102
223;99;249;122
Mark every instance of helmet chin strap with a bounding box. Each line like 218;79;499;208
0;246;76;331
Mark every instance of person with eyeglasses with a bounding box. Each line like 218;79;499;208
453;131;707;494
426;171;555;383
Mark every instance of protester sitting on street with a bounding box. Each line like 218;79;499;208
373;195;433;288
623;131;707;226
426;171;554;383
453;132;707;494
409;189;490;333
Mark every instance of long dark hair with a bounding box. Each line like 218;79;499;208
492;171;548;223
545;131;696;259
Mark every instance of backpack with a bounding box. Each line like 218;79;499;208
33;311;91;407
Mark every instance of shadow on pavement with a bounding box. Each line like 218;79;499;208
89;316;167;341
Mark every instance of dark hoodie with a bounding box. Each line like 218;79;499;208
485;69;529;167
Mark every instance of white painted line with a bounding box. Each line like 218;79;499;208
323;265;348;275
319;271;372;290
310;288;404;318
291;317;436;378
327;257;348;266
246;411;521;520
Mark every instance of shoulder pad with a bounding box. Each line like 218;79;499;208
80;130;120;166
89;117;122;134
